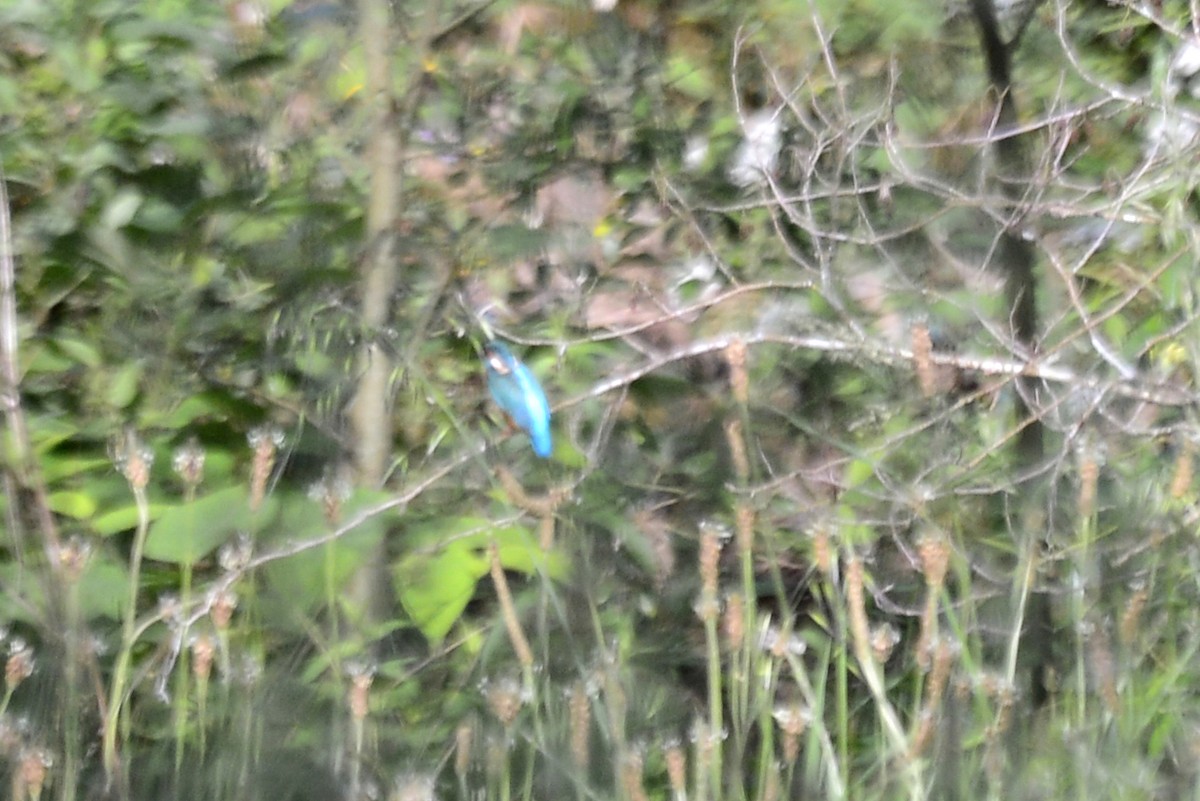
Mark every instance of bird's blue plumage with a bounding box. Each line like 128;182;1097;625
484;341;553;458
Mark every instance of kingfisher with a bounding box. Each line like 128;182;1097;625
483;341;553;458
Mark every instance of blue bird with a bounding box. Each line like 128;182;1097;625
483;341;553;458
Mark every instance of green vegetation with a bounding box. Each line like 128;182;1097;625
1;0;1200;799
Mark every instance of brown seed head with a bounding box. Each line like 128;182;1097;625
483;676;527;728
210;589;238;631
1119;583;1148;648
725;338;749;406
722;593;745;651
347;662;375;722
734;502;754;556
726;418;750;484
663;739;686;794
116;433;154;492
19;747;52;799
698;521;727;597
619;748;648;801
810;525;833;578
1171;438;1195;500
870;623;900;664
454;721;475;780
911;323;935;398
917;533;951;590
5;640;34;690
568;682;591;769
192;634;215;683
247;426;284;511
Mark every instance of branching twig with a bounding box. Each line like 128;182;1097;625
563;331;1196;409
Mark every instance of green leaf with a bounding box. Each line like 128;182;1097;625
1102;313;1129;346
394;540;488;646
0;553;127;622
152;390;248;429
24;344;76;376
664;52;713;100
292;348;336;379
393;517;569;644
132;196;185;234
105;361;143;410
261;490;390;613
490;525;568;578
844;458;875;489
102;188;142;229
613;167;649;192
143;486;265;565
75;556;130;620
29;417;86;454
48;491;98;519
0;564;40;625
53;336;103;368
91;502;169;536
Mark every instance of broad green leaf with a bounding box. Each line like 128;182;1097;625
1103;313;1129;346
143;486;265;565
75;557;130;620
28;417;85;454
261;489;391;612
102;188;142;229
664;52;713;100
394;516;569;644
91;502;168;536
105;361;143;410
132;196;185;234
152;390;245;429
491;525;568;577
293;349;336;379
843;458;875;489
41;452;110;483
0;554;127;622
53;337;103;368
24;344;77;375
0;563;41;625
394;541;488;645
48;491;98;519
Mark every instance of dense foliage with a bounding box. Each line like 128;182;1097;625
2;0;1200;799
